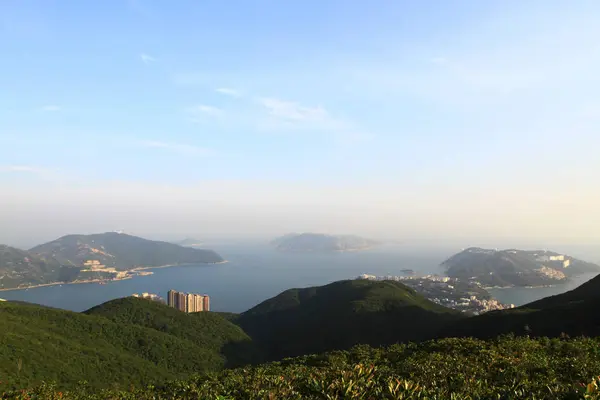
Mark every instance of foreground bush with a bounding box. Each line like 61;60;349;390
4;336;600;399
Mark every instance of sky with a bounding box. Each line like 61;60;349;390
1;0;600;249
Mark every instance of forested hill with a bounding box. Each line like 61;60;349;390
0;297;253;391
30;232;224;269
235;279;464;361
442;247;600;287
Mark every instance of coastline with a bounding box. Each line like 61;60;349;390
0;260;228;292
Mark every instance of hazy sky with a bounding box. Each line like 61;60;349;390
1;0;599;248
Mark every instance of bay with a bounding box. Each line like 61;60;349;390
487;272;599;306
0;242;597;312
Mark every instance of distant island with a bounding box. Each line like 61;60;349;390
271;233;380;253
442;247;600;288
0;232;224;290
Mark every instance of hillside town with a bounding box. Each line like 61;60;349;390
357;274;515;315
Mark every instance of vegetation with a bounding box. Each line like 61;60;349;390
5;276;600;398
0;245;67;289
29;232;224;270
0;298;251;391
441;273;600;339
0;232;224;289
5;336;600;399
236;279;463;361
442;247;599;287
85;297;258;366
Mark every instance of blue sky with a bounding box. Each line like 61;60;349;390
1;0;600;245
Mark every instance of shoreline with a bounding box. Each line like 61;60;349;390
0;260;228;292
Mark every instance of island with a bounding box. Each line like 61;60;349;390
271;233;380;253
442;247;600;288
0;232;224;290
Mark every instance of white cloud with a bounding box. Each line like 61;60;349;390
41;105;60;112
140;140;212;156
188;104;225;118
216;88;242;98
140;53;156;64
255;97;354;134
258;97;329;122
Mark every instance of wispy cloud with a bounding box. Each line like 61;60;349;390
216;88;243;98
140;53;156;64
140;140;212;156
255;97;353;133
41;105;60;112
0;165;41;173
258;98;328;122
187;104;225;118
0;165;64;180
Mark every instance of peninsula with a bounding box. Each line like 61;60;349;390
442;247;600;288
271;233;380;253
0;232;224;290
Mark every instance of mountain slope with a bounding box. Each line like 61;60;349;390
85;297;258;366
0;298;250;390
271;233;379;252
0;245;79;289
441;272;600;339
442;247;599;287
236;279;464;361
30;232;224;270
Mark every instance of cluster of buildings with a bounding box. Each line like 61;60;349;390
432;295;515;315
167;289;210;312
535;253;571;268
357;274;515;315
132;292;165;303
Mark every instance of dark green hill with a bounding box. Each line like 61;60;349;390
0;245;79;289
85;297;258;366
440;273;600;339
29;232;224;270
12;337;600;399
236;279;464;361
0;298;252;391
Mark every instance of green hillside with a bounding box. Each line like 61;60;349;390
85;297;258;366
9;336;600;399
0;298;252;391
29;232;224;270
236;279;464;361
440;273;600;339
442;247;600;287
0;245;78;289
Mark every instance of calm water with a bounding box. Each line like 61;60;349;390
0;243;596;312
488;272;599;306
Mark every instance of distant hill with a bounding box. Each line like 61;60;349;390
442;247;600;287
235;279;464;361
0;245;79;290
271;233;380;253
0;298;253;390
30;232;224;270
173;238;205;247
